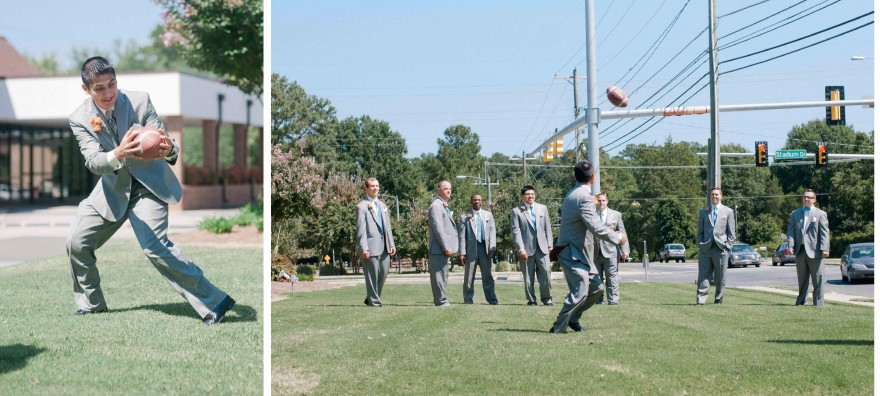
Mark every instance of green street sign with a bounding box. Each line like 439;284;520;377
775;149;807;160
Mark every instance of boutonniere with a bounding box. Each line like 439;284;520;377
367;203;374;211
705;207;710;213
467;213;473;219
442;201;448;208
519;205;526;211
89;117;104;132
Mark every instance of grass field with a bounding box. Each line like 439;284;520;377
0;241;262;394
273;282;873;395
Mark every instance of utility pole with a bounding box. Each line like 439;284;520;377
707;0;721;204
554;68;586;162
585;0;601;193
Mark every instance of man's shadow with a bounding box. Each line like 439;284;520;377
0;344;46;374
113;303;258;323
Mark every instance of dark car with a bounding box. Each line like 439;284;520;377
728;243;761;268
840;242;874;283
772;242;796;266
657;244;686;263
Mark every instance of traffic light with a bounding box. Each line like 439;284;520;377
755;141;768;167
543;148;553;163
825;86;846;125
816;143;828;167
552;138;564;155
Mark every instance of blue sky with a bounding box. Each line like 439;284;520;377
274;0;875;158
2;1;165;70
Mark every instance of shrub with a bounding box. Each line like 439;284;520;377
297;273;315;282
271;253;296;281
319;264;346;276
494;261;518;272
198;217;234;233
296;264;318;277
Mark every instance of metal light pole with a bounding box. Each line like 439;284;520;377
379;193;399;222
585;0;601;193
455;174;497;207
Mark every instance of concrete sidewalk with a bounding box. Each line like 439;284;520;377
736;286;873;307
0;204;243;267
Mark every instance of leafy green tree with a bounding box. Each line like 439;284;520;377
270;144;324;253
271;74;335;146
654;199;696;254
394;197;431;265
301;174;362;273
156;0;263;96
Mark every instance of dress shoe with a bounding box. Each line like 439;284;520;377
714;299;723;304
527;302;538;306
74;308;108;315
543;301;554;306
438;302;452;307
364;298;370;306
204;295;236;325
597;300;605;305
608;302;619;305
549;327;563;334
568;322;586;332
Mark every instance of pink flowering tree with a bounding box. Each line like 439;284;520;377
155;0;263;97
271;143;324;253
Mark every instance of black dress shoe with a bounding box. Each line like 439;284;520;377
74;308;108;315
364;298;370;306
549;327;562;333
527;302;538;306
543;301;554;306
714;299;723;304
568;322;586;332
204;295;236;325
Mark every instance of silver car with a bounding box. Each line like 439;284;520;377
728;243;761;268
658;243;686;263
840;242;874;283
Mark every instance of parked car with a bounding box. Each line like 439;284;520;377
840;242;874;283
772;242;796;266
657;243;686;263
728;243;761;268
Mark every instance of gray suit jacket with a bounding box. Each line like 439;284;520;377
428;197;459;255
69;90;181;221
458;209;496;257
787;207;830;259
697;204;736;253
595;208;630;259
556;184;620;273
356;198;395;256
511;202;553;256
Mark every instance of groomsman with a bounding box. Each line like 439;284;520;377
428;180;459;306
696;187;736;305
593;193;630;305
511;185;554;306
458;194;498;305
355;178;396;307
787;189;830;306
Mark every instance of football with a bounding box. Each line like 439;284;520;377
137;126;164;158
606;86;629;108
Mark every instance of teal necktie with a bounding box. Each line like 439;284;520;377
530;206;536;228
599;211;604;224
712;206;717;223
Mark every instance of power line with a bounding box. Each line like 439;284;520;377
718;0;771;18
721;20;874;75
719;0;842;51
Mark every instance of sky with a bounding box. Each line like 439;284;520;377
274;0;875;158
2;1;166;70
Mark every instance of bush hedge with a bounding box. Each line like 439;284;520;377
198;217;234;234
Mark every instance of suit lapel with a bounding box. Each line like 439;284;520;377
470;209;479;236
113;93;130;143
88;100;119;148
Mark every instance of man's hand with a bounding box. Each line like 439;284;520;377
459;255;465;264
821;250;829;258
617;232;628;245
360;250;370;260
620;252;629;261
113;127;141;160
444;249;453;256
389;247;396;256
488;250;496;259
518;249;528;261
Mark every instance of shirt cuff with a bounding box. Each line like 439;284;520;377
107;150;123;170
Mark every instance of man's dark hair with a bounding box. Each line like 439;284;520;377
520;185;535;196
574;160;593;183
81;57;115;88
710;186;722;194
804;188;816;196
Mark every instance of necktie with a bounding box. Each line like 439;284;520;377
530;205;536;229
476;211;484;242
803;208;810;234
599;211;605;224
375;201;384;233
712;206;717;223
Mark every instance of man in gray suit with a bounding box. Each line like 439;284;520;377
787;189;830;306
458;194;498;305
696;187;736;305
594;193;630;305
356;178;396;307
67;57;234;324
428;180;459;306
550;161;625;333
511;185;554;306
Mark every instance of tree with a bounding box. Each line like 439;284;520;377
301;174;362;273
394;197;431;266
156;0;263;97
270;144;324;253
271;74;335;146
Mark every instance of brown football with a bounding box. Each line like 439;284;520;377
137;126;164;158
606;86;629;108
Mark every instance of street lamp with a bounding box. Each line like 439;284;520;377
379;193;399;222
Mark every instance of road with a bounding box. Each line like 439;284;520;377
619;260;873;299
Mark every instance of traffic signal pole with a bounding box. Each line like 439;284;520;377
585;0;601;193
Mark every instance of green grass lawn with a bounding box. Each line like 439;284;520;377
273;282;873;395
0;241;262;394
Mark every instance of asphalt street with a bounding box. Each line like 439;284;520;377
619;260;873;299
